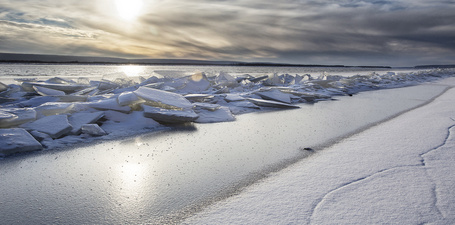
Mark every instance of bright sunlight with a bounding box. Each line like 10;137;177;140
115;0;143;21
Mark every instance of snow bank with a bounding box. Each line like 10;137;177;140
184;77;455;224
0;69;454;156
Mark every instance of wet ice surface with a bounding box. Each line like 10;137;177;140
1;68;454;156
0;83;449;224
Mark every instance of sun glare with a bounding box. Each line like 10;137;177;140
115;0;143;21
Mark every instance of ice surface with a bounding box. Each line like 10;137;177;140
21;114;72;139
194;106;235;123
0;128;43;156
81;124;107;136
143;104;199;123
0;68;453;155
134;86;193;110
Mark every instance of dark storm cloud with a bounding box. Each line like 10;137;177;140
0;0;454;66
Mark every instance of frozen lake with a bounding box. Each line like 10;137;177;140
0;81;447;224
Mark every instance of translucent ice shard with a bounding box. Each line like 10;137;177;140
0;128;43;156
68;111;105;134
179;72;211;93
0;81;8;92
33;85;66;96
21;114;73;139
117;91;144;106
134;86;193;110
216;72;239;87
0;108;37;128
34;102;74;117
142;105;199;123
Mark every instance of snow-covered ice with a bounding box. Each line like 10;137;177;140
184;77;455;224
0;69;454;156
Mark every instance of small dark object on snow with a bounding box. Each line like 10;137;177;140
302;147;313;151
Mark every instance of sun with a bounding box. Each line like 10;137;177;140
115;0;143;21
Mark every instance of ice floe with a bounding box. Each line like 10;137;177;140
0;69;454;156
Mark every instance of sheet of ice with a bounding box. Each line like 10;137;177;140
134;86;193;110
185;78;455;224
34;102;74;117
184;94;214;102
0;128;43;156
88;98;131;113
247;98;300;108
142;104;199;123
21;114;72;139
255;88;292;104
33;85;66;96
81;124;107;136
68;111;105;134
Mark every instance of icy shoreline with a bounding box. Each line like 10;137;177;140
184;77;455;224
1;69;454;156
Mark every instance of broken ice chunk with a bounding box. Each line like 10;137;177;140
34;102;74;117
29;130;52;142
142;105;199;123
0;81;8;92
22;115;72;139
247;98;300;109
184;94;214;102
23;82;89;93
68;111;105;134
0;108;37;128
0;111;17;122
248;75;268;83
117;91;144;106
0;128;43;156
193;102;221;111
81;124;107;136
255;89;292;104
263;73;284;86
224;93;246;102
134;86;193;110
194;106;235;123
88;98;131;113
46;77;76;84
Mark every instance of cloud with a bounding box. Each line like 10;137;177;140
0;0;454;66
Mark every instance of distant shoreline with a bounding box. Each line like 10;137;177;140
0;60;393;69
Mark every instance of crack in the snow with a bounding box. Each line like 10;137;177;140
307;123;455;225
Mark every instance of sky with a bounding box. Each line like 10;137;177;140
0;0;454;67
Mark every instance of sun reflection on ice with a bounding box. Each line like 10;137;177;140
119;65;146;77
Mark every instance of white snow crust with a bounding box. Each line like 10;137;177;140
184;77;455;224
